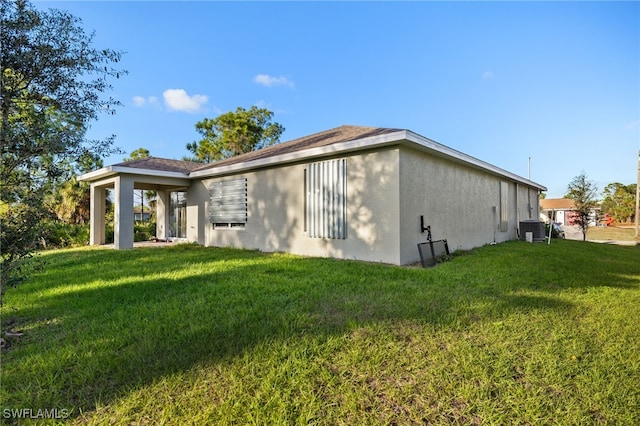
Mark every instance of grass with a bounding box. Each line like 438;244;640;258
1;240;639;425
587;225;639;242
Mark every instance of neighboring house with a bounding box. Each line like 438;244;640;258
133;207;151;222
78;125;546;265
540;198;599;226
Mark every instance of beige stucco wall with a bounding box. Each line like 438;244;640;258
183;146;541;266
398;147;541;264
515;182;540;223
187;149;402;264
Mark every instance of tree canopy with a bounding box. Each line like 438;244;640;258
0;0;125;300
601;182;636;224
186;106;284;163
124;147;151;162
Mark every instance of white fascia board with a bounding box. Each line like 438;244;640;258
404;131;547;191
188;130;408;179
78;166;190;182
77;166;115;182
189;129;546;191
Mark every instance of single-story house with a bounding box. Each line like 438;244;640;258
540;198;599;226
78;125;546;265
133;207;152;222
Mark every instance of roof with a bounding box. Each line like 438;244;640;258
540;198;576;210
78;125;546;191
192;125;401;171
113;157;203;174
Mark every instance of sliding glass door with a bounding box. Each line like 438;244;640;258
169;191;187;238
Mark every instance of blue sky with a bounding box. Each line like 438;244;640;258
40;1;639;198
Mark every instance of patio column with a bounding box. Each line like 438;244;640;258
156;190;170;241
89;184;106;245
114;175;134;249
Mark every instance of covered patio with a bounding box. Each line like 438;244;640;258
78;158;202;249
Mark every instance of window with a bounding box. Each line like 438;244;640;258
500;181;508;232
209;177;247;229
169;191;187;238
305;159;347;239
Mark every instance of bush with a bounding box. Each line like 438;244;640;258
134;221;156;242
39;220;156;247
41;221;90;248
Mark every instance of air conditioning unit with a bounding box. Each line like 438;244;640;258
519;220;545;242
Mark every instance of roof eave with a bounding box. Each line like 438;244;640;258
78;166;191;182
188;130;409;179
190;129;546;191
78;128;546;192
77;166;116;182
404;131;547;191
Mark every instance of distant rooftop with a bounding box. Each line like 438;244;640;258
540;198;576;210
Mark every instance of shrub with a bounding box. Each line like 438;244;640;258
134;221;156;242
41;221;90;248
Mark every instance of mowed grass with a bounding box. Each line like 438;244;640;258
1;240;639;425
587;225;639;242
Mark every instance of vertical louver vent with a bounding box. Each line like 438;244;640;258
500;181;508;232
306;159;347;239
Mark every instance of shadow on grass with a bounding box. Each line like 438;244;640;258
1;240;638;419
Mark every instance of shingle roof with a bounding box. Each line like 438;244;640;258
192;125;402;172
113;157;204;174
78;124;546;191
540;198;576;210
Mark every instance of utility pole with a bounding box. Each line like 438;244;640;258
636;150;639;237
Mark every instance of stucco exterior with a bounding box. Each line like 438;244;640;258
189;148;402;264
398;147;540;264
79;125;546;265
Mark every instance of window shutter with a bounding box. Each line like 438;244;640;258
209;178;247;224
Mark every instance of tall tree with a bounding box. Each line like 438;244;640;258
186;106;284;162
601;182;636;224
565;171;598;241
0;0;125;302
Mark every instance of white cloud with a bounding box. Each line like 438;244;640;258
133;95;160;107
132;96;147;107
482;71;495;80
254;74;294;88
163;89;208;112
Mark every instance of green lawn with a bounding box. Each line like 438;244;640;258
1;241;639;425
587;225;639;242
